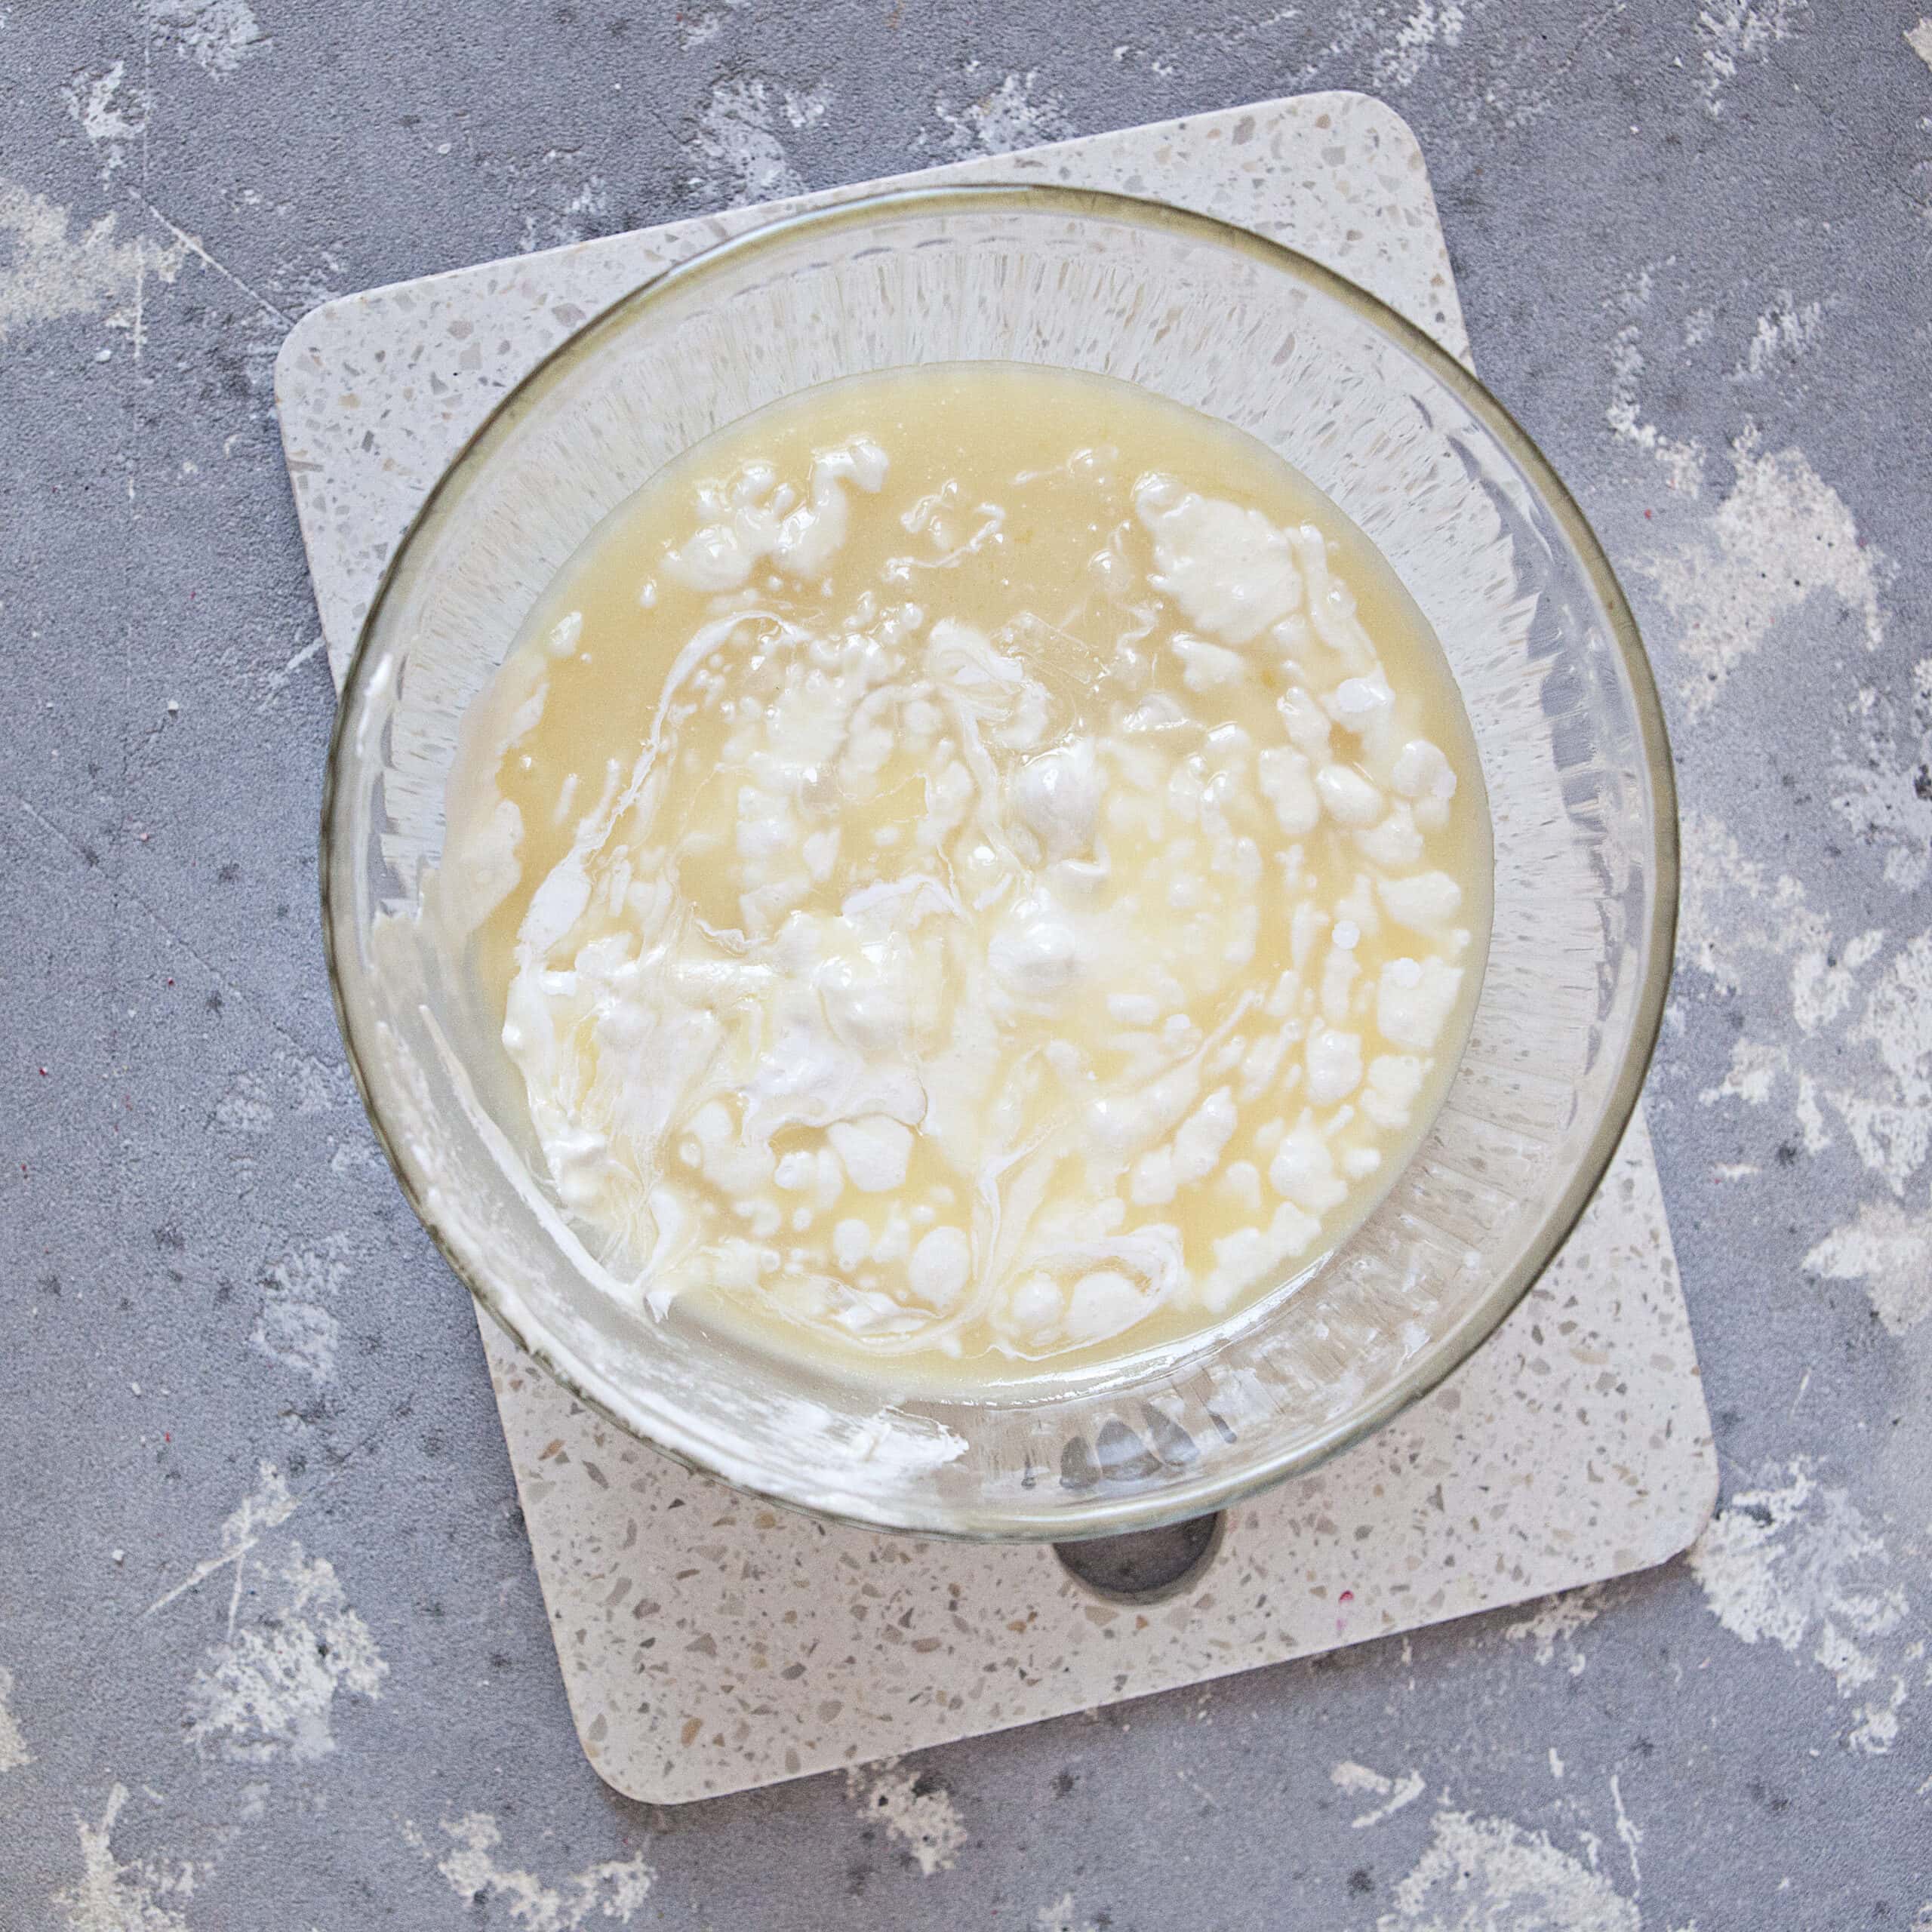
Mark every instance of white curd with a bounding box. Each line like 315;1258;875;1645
444;364;1491;1383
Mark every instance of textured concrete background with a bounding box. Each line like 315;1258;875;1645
4;5;1930;1927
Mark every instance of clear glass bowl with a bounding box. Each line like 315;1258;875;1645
322;186;1675;1540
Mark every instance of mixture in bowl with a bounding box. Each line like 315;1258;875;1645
442;363;1491;1383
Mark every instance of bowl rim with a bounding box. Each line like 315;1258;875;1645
321;180;1679;1542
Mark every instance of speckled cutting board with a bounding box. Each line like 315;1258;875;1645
278;91;1716;1804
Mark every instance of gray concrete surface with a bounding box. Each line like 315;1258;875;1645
5;5;1930;1926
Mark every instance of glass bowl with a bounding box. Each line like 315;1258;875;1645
321;185;1675;1540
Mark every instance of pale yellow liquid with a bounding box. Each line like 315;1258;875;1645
445;364;1491;1391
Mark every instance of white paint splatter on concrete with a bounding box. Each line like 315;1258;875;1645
63;62;151;178
403;1815;654;1930
1372;0;1467;88
1697;0;1807;115
1850;1675;1910;1756
934;68;1072;156
780;82;831;131
517;164;611;254
1683;800;1932;1168
276;1048;338;1115
1475;70;1552;131
1832;657;1932;894
140;0;266;76
1331;1759;1427;1826
690;77;824;205
214;1072;273;1134
261;632;326;706
1731;291;1823;381
1679;815;1841;1019
0;181;190;349
1806;1195;1932;1335
1680;804;1932;1284
54;1785;195;1932
1687;1460;1912;1752
1503;1583;1605;1675
548;184;608;248
0;1664;30;1772
676;0;744;50
1701;1037;1801;1118
146;1460;300;1616
1640;429;1887;713
251;1237;349;1383
847;1758;968;1875
1835;931;1932;1195
1910;19;1932;71
186;1543;386;1761
1608;1774;1641;1890
328;1133;385;1176
251;1291;340;1382
1606;322;1705;498
1036;1895;1100;1932
1377;1808;1640;1930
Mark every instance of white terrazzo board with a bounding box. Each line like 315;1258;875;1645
277;91;1716;1805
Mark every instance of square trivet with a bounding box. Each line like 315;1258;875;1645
278;90;1715;1804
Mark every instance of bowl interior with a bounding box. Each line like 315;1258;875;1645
325;186;1673;1539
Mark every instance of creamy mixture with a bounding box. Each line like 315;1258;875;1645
443;365;1491;1384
